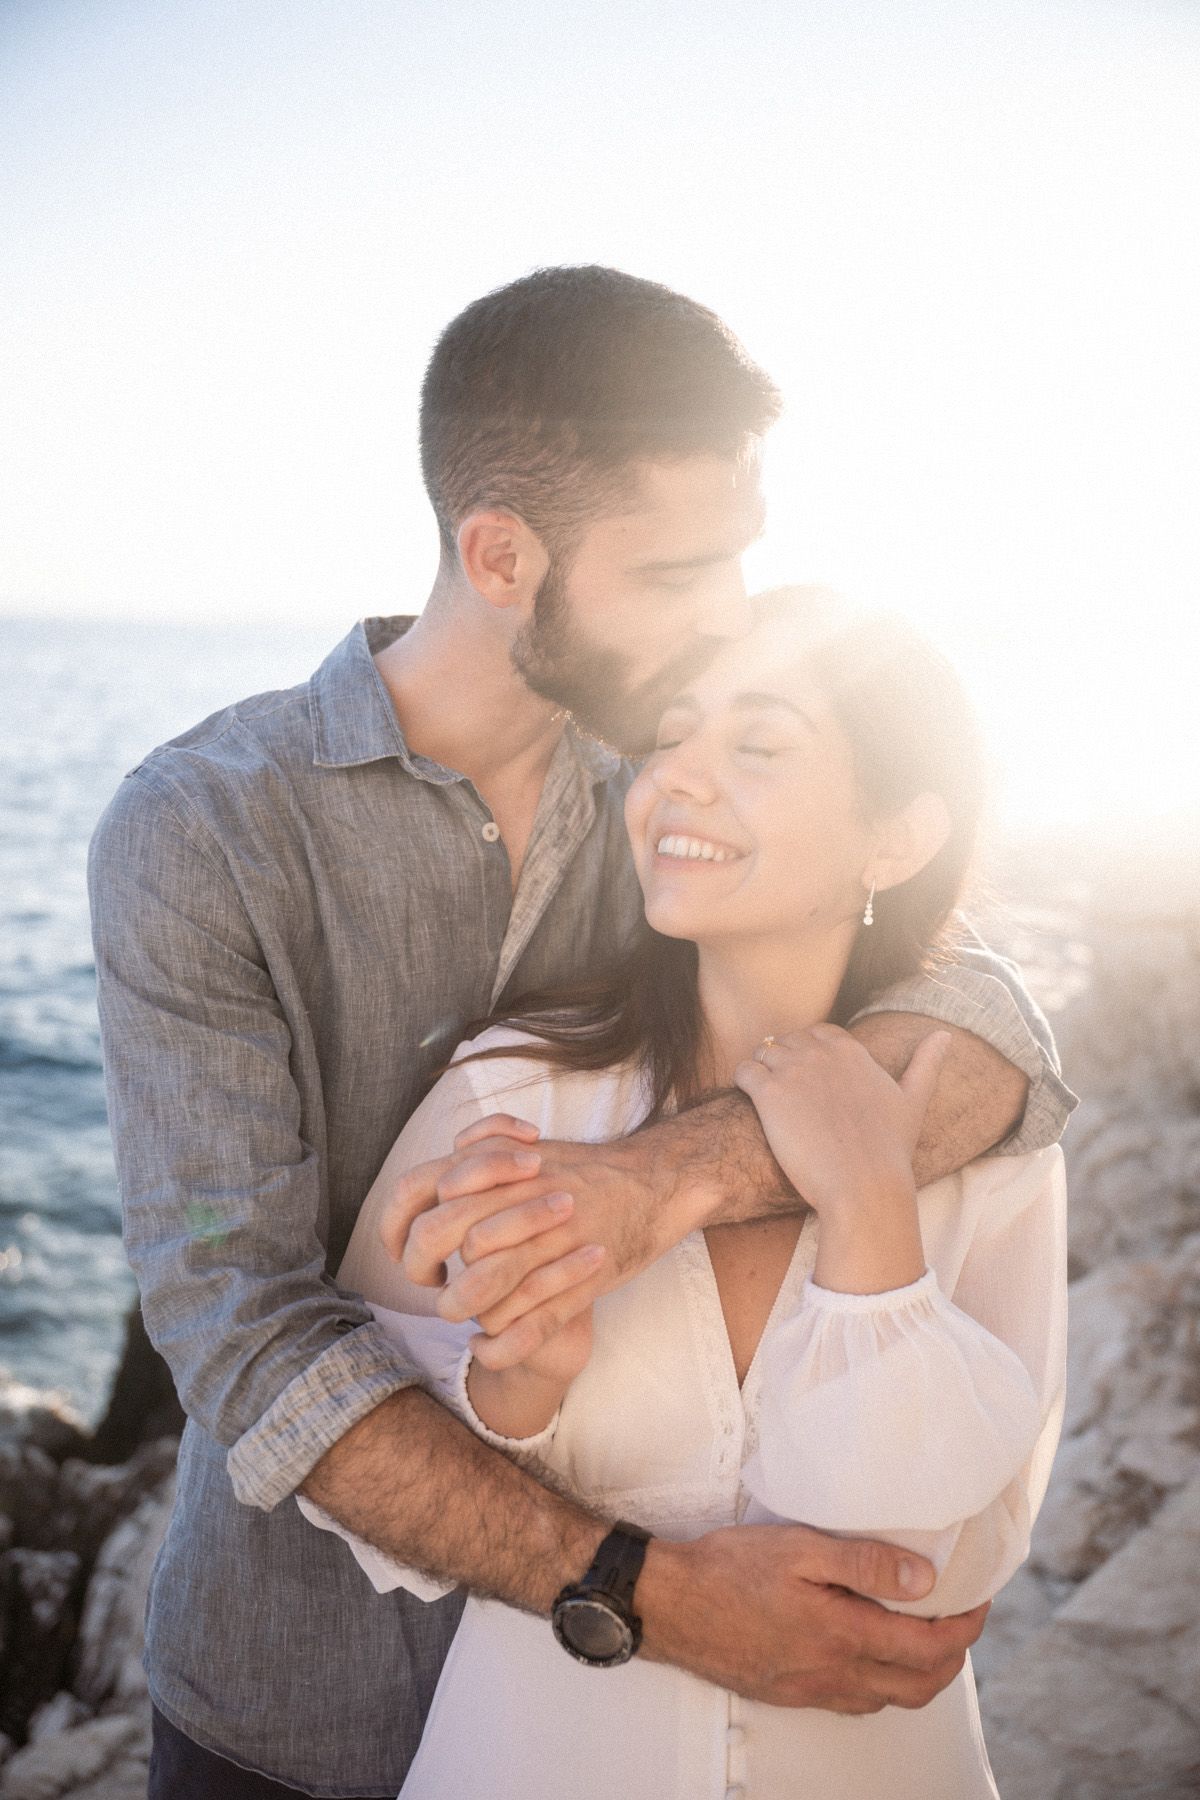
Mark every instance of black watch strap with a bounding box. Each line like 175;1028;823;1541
580;1520;651;1611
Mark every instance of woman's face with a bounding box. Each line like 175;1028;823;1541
624;626;877;951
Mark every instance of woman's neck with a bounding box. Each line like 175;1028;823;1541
695;924;858;1087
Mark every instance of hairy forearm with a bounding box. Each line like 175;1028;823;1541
300;1386;605;1614
653;1018;1029;1234
637;1089;799;1232
849;1014;1027;1183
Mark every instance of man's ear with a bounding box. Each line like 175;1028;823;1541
456;510;550;614
870;791;953;894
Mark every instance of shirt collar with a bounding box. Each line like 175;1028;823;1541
308;615;623;786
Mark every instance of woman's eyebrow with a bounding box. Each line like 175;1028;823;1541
730;692;817;729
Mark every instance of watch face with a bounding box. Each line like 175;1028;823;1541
554;1595;634;1666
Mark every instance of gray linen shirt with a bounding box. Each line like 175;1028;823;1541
88;616;1076;1797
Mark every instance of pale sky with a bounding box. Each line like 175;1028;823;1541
2;0;1197;831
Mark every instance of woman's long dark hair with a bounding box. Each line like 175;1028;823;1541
459;590;986;1123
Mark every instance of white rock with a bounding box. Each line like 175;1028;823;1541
980;1476;1200;1800
23;1702;86;1750
969;1563;1056;1688
1030;1237;1200;1583
0;1714;142;1800
73;1473;174;1709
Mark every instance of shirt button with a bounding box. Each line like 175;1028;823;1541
481;821;501;842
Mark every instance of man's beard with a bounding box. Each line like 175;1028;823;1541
510;558;721;756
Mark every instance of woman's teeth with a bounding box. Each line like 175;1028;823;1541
656;834;738;863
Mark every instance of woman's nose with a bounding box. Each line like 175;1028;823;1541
650;739;719;804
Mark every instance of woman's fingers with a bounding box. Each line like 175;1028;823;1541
376;1152;454;1266
469;1258;608;1371
732;1056;772;1097
452;1113;541;1152
478;1243;604;1335
458;1191;575;1260
377;1141;545;1272
434;1224;575;1321
402;1178;550;1285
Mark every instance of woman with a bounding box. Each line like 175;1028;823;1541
301;590;1067;1800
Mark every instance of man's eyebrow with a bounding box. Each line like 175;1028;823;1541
632;510;768;575
634;546;748;575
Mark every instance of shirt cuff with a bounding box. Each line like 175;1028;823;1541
449;1347;561;1458
226;1319;422;1512
805;1267;937;1313
849;966;1078;1156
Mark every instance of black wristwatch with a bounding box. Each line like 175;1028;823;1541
551;1521;652;1667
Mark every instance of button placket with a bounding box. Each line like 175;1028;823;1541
725;1692;749;1793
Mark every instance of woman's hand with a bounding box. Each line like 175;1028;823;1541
733;1024;953;1216
733;1025;952;1295
466;1283;597;1438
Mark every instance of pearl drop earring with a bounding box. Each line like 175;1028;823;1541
862;880;876;927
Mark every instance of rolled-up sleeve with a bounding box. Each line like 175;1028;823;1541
850;932;1078;1156
88;769;421;1512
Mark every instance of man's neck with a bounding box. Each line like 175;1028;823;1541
373;588;567;891
373;594;565;795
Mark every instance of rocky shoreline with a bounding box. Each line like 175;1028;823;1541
0;1309;181;1799
1;854;1197;1799
972;865;1200;1798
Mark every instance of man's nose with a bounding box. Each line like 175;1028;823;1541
693;564;753;641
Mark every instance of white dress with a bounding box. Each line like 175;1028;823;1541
299;1027;1069;1800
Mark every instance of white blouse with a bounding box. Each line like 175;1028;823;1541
300;1027;1068;1800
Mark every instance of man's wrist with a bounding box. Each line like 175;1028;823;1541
603;1127;717;1266
629;1533;698;1665
621;1110;734;1238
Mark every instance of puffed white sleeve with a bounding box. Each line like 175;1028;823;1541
295;1039;562;1599
742;1144;1068;1617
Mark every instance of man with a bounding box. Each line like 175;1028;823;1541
89;266;1074;1798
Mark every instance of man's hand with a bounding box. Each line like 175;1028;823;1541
641;1523;990;1711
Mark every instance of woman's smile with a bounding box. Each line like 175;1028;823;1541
654;831;747;865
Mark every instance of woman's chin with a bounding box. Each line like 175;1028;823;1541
643;898;709;943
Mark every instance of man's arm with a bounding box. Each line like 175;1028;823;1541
87;768;429;1510
300;1382;989;1715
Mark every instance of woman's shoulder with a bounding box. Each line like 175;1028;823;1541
441;1024;651;1144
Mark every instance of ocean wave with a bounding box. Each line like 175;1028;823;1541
0;1039;103;1074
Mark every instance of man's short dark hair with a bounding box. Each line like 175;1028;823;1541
419;265;781;556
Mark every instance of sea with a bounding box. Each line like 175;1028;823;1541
0;613;334;1423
